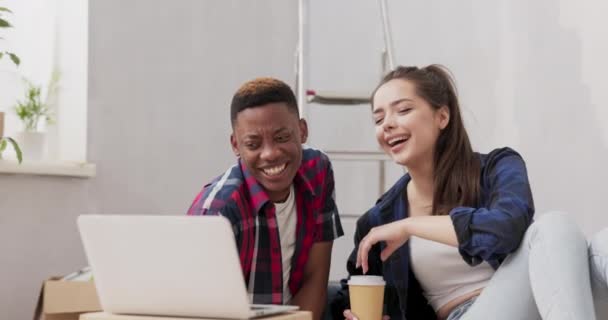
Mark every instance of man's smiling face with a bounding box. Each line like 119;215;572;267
231;102;308;202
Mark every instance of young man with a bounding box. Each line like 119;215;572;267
187;78;343;320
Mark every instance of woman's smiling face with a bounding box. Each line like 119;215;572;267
372;79;449;167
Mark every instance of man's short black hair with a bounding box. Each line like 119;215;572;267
230;77;299;126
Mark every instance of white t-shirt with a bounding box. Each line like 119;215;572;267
274;185;297;303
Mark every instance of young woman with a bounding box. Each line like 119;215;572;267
339;65;604;320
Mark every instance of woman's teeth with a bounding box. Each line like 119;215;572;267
388;137;408;146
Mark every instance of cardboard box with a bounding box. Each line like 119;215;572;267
79;311;312;320
34;277;102;320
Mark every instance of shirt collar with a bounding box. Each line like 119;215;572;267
376;173;411;212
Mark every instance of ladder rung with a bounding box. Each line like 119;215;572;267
306;90;370;105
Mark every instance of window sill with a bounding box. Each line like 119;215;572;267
0;160;96;178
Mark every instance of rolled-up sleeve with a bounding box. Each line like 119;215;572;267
316;161;344;242
450;149;534;267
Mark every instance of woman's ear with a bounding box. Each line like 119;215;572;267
437;105;450;130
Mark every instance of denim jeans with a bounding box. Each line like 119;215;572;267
446;297;476;320
458;212;596;320
589;227;608;318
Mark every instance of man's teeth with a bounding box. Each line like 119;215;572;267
263;164;286;176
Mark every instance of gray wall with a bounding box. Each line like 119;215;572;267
2;0;608;318
308;0;608;281
0;1;297;319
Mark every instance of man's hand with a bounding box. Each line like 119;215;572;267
356;219;410;274
343;309;390;320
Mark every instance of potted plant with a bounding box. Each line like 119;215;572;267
13;79;55;161
0;5;23;163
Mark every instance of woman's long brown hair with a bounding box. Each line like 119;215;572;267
372;65;480;215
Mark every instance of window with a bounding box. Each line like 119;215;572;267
0;0;92;177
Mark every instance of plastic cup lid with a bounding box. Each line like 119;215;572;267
348;275;385;286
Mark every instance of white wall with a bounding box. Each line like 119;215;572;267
391;0;608;235
1;1;608;317
305;0;608;280
52;0;89;161
0;1;297;319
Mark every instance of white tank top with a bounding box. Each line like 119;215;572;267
409;236;495;311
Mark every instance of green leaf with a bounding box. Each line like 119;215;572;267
7;137;22;163
0;7;13;13
0;52;3;60
0;141;5;160
8;52;20;65
0;18;11;28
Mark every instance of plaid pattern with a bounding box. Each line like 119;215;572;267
334;147;534;320
188;146;343;304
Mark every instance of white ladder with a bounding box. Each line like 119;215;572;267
295;0;397;199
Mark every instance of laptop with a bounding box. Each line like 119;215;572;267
77;214;299;319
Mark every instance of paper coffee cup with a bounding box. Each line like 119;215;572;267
348;276;385;320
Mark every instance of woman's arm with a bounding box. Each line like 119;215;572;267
359;148;534;270
450;149;534;266
357;216;457;272
404;215;458;246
